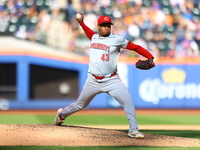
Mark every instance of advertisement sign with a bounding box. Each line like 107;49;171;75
134;65;200;108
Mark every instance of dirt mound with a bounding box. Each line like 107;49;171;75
0;124;200;147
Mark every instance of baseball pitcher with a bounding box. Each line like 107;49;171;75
54;13;155;138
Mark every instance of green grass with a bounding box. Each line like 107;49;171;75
0;115;200;125
0;115;53;124
0;146;200;150
138;115;200;125
142;130;200;139
0;115;128;124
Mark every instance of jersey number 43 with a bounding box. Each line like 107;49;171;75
101;54;110;61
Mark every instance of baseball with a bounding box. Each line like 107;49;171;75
76;13;82;19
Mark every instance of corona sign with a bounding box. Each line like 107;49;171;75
138;67;200;105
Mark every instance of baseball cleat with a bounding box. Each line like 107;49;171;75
54;108;64;126
128;130;144;139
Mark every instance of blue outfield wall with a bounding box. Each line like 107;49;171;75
129;64;200;109
0;55;200;109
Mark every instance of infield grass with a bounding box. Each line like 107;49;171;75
141;130;200;139
0;115;200;125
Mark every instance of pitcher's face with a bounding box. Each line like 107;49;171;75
98;24;111;37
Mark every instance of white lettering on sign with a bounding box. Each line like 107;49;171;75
139;78;200;104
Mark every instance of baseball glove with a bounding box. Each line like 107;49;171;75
135;59;155;70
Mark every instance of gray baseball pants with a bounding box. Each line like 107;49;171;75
59;73;138;132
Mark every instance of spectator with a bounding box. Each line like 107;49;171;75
0;0;199;58
35;9;51;44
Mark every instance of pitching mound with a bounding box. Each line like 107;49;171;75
0;124;200;147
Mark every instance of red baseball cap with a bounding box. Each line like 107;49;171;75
97;16;113;25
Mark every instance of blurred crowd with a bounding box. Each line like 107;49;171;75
0;0;200;58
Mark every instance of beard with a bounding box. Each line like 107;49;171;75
102;33;110;37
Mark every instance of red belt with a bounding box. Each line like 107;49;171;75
92;73;116;80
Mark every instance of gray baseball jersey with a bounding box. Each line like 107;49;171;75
88;33;128;76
